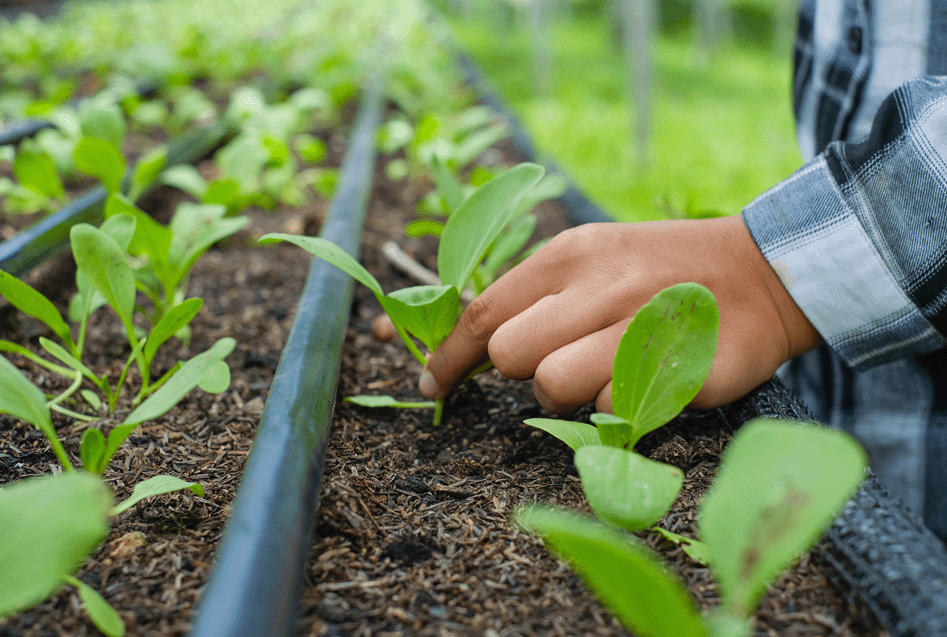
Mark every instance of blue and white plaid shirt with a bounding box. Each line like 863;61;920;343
742;0;947;539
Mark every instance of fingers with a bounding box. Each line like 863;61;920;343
420;252;565;399
488;290;620;380
530;320;628;414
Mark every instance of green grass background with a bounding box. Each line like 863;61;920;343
451;13;803;222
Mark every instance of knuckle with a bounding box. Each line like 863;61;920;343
458;295;496;342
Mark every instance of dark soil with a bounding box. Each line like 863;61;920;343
0;112;888;637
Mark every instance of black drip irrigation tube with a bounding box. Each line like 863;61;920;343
455;47;947;637
0;120;228;276
188;82;383;637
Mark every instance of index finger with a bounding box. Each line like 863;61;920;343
419;253;562;399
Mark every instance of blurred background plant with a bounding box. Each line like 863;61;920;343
436;0;802;221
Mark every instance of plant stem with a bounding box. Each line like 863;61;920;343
50;404;97;422
433;398;444;426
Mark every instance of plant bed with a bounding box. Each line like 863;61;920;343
1;87;910;636
284;151;890;636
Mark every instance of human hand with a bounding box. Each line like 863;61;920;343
418;215;822;414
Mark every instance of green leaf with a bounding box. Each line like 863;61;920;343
515;505;707;637
39;337;97;383
430;154;464;213
99;338;234;472
105;194;171;271
404;219;444;237
524;417;599;452
215;132;267;193
612;283;719;447
259;233;384;298
109;475;204;517
70;224;136;336
143;298;203;366
167;203;247;290
98;213;136;253
13;146;65;200
438;163;544;291
197;360;230;393
80;428;106;473
204;179;241;208
0;472;111;617
382;285;460;352
73;136;126;195
0;269;75;353
699;418;867;617
575;446;683;531
122;337;236;428
81;390;102;410
652;527;711;565
452;123;509;168
590;412;637;449
67;576;125;637
129;144;167;202
160;164;208;200
482;213;536;275
78;103;125;148
344;395;437;409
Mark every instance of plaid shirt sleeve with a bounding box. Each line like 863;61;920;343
743;0;947;371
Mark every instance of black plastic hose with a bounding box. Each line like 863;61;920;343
187;82;382;637
0;120;228;276
457;45;947;637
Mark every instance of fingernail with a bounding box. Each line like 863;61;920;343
419;369;440;398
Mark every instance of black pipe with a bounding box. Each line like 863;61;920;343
0;120;229;276
188;82;382;637
0;118;55;146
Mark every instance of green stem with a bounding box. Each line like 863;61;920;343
433;398;444;426
47;371;83;409
392;321;427;366
50;403;97;422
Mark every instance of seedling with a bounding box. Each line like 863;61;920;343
516;418;868;637
526;282;719;530
260;162;545;424
0;458;208;636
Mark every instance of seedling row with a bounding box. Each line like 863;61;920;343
1;1;946;636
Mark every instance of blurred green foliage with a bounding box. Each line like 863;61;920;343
449;2;803;222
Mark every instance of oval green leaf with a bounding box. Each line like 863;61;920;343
13;147;65;200
575;445;683;531
612;283;719;447
80;428;106;472
110;474;204;517
73;136;125;195
68;576;125;637
0;472;111;617
515;505;707;637
70;224;136;335
344;395;437;409
382;285;460;352
524;417;599;452
699;418;867;617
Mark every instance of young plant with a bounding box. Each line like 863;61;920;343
526;282;719;531
0;140;66;215
260;162;546;424
0;453;208;635
0;214;235;451
516;417;868;637
70;132;248;328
